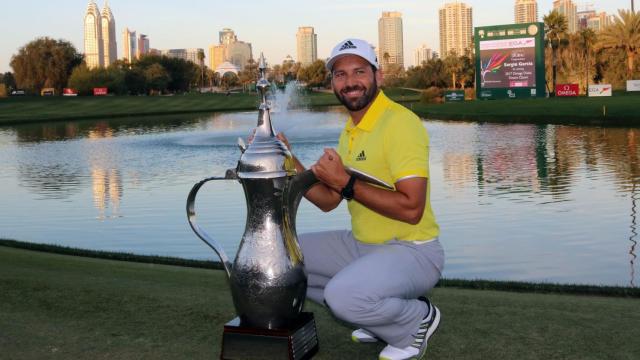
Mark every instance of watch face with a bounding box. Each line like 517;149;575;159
528;24;538;36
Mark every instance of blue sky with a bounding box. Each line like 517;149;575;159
0;0;632;73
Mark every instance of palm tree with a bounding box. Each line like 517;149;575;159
197;49;205;91
444;52;463;89
576;28;597;95
598;9;640;78
544;10;569;96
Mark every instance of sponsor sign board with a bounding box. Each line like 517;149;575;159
63;88;78;96
627;80;640;92
93;87;108;96
556;84;579;97
588;84;612;97
475;22;546;100
40;88;55;96
444;90;465;102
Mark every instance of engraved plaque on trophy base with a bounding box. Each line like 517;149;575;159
220;312;319;360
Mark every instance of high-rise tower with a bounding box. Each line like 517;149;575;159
101;1;117;66
296;27;317;66
378;11;404;68
515;0;538;24
84;1;103;68
122;28;137;63
553;0;578;33
138;34;150;58
439;2;473;57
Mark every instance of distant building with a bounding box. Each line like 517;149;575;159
219;28;236;45
101;2;117;66
208;28;252;71
586;12;613;32
122;28;137;63
138;34;150;58
84;1;103;68
160;48;205;66
439;2;473;57
296;27;318;66
414;44;434;66
553;0;578;33
577;8;597;30
515;0;538;24
378;11;404;68
227;41;252;70
215;61;240;78
209;45;226;72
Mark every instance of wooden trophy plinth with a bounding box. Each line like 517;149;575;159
220;312;319;360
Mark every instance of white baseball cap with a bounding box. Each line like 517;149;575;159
326;38;379;71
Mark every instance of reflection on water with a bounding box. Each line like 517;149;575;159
1;111;639;287
630;183;638;287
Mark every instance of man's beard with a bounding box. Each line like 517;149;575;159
334;78;378;112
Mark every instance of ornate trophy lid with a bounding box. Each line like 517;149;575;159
237;53;296;179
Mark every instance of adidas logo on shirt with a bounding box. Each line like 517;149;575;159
356;150;367;161
339;40;357;51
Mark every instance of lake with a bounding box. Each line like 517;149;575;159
0;108;638;287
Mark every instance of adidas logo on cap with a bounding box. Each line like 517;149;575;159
327;38;379;71
339;40;357;51
356;150;367;161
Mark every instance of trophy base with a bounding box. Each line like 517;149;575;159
220;312;319;360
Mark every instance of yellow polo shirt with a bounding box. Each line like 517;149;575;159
337;91;439;244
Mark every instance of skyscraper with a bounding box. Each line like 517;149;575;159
414;44;434;66
101;1;117;66
553;0;578;33
122;28;137;63
515;0;538;24
378;11;404;68
439;2;473;57
138;34;150;58
296;27;318;66
84;1;103;69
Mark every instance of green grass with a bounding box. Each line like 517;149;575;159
2;244;640;359
0;93;260;125
0;88;421;125
412;94;640;126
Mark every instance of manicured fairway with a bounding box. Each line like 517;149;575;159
411;94;640;125
0;89;421;125
2;245;639;359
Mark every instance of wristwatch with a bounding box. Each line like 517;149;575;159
340;175;357;201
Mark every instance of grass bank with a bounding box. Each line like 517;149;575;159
412;93;640;126
0;88;421;126
2;242;640;359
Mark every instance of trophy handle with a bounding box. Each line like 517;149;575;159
186;176;235;278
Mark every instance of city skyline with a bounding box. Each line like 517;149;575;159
0;0;632;73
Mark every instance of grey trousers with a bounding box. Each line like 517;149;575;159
299;230;445;348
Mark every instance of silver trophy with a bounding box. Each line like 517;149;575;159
186;54;320;359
